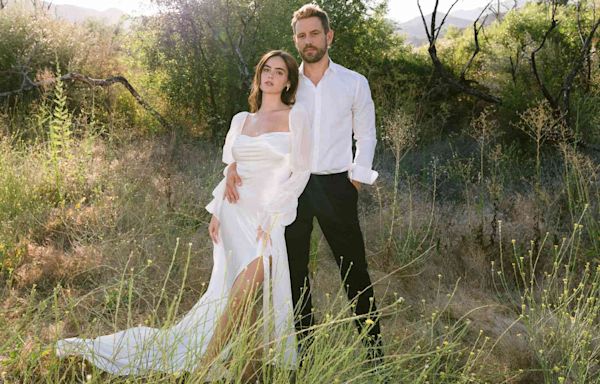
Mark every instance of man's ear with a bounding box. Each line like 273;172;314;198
327;29;334;47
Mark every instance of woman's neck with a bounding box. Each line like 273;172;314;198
259;93;288;113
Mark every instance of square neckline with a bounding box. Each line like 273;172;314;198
239;109;292;138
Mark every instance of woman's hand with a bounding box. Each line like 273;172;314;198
209;215;220;244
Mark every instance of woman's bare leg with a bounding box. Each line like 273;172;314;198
198;257;265;372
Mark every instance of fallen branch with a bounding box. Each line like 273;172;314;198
0;72;173;132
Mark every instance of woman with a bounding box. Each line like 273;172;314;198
55;50;311;381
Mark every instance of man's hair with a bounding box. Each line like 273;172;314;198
291;3;330;33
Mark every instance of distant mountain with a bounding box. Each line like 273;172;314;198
453;0;527;20
3;0;126;25
397;0;528;46
397;13;473;47
48;3;126;25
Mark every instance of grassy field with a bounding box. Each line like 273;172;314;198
0;96;598;384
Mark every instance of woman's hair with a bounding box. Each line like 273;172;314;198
291;3;330;33
248;50;299;113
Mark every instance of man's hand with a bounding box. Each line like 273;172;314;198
351;179;362;192
208;215;220;244
225;163;242;203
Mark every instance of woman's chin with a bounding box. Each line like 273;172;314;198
260;87;284;95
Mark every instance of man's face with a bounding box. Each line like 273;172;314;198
293;17;333;63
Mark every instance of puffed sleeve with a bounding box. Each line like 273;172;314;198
205;112;248;220
259;104;312;231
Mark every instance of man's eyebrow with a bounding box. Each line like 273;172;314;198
298;28;321;34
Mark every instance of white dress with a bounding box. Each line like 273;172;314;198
55;104;312;378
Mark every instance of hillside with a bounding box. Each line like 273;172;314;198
3;0;126;24
397;0;527;46
396;12;474;46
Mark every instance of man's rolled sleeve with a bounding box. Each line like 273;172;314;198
349;163;378;184
350;75;378;185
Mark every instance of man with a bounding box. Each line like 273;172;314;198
224;3;383;361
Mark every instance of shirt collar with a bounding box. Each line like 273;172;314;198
299;57;337;77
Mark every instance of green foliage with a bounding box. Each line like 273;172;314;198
47;68;73;200
138;0;398;138
0;5;138;141
435;1;600;144
318;0;399;75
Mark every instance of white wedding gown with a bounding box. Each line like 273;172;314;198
55;104;312;379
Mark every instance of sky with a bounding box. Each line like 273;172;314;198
47;0;495;22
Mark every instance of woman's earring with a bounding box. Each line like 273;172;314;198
286;85;290;92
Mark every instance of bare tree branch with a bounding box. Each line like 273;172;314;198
0;72;173;132
530;1;559;111
529;0;600;126
576;1;586;44
575;0;594;89
509;55;517;83
434;0;460;41
508;43;526;85
417;0;502;104
460;4;490;81
560;15;600;117
417;0;432;42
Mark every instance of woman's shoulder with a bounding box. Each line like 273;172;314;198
229;111;250;131
232;111;250;122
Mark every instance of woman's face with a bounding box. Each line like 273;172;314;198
259;56;289;95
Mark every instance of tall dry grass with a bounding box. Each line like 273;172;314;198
0;93;598;383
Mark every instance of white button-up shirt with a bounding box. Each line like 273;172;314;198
296;59;378;184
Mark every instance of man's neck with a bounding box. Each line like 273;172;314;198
302;55;330;86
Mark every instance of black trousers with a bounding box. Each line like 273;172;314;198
285;172;382;354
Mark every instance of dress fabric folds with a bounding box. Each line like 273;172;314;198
55;104;312;379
